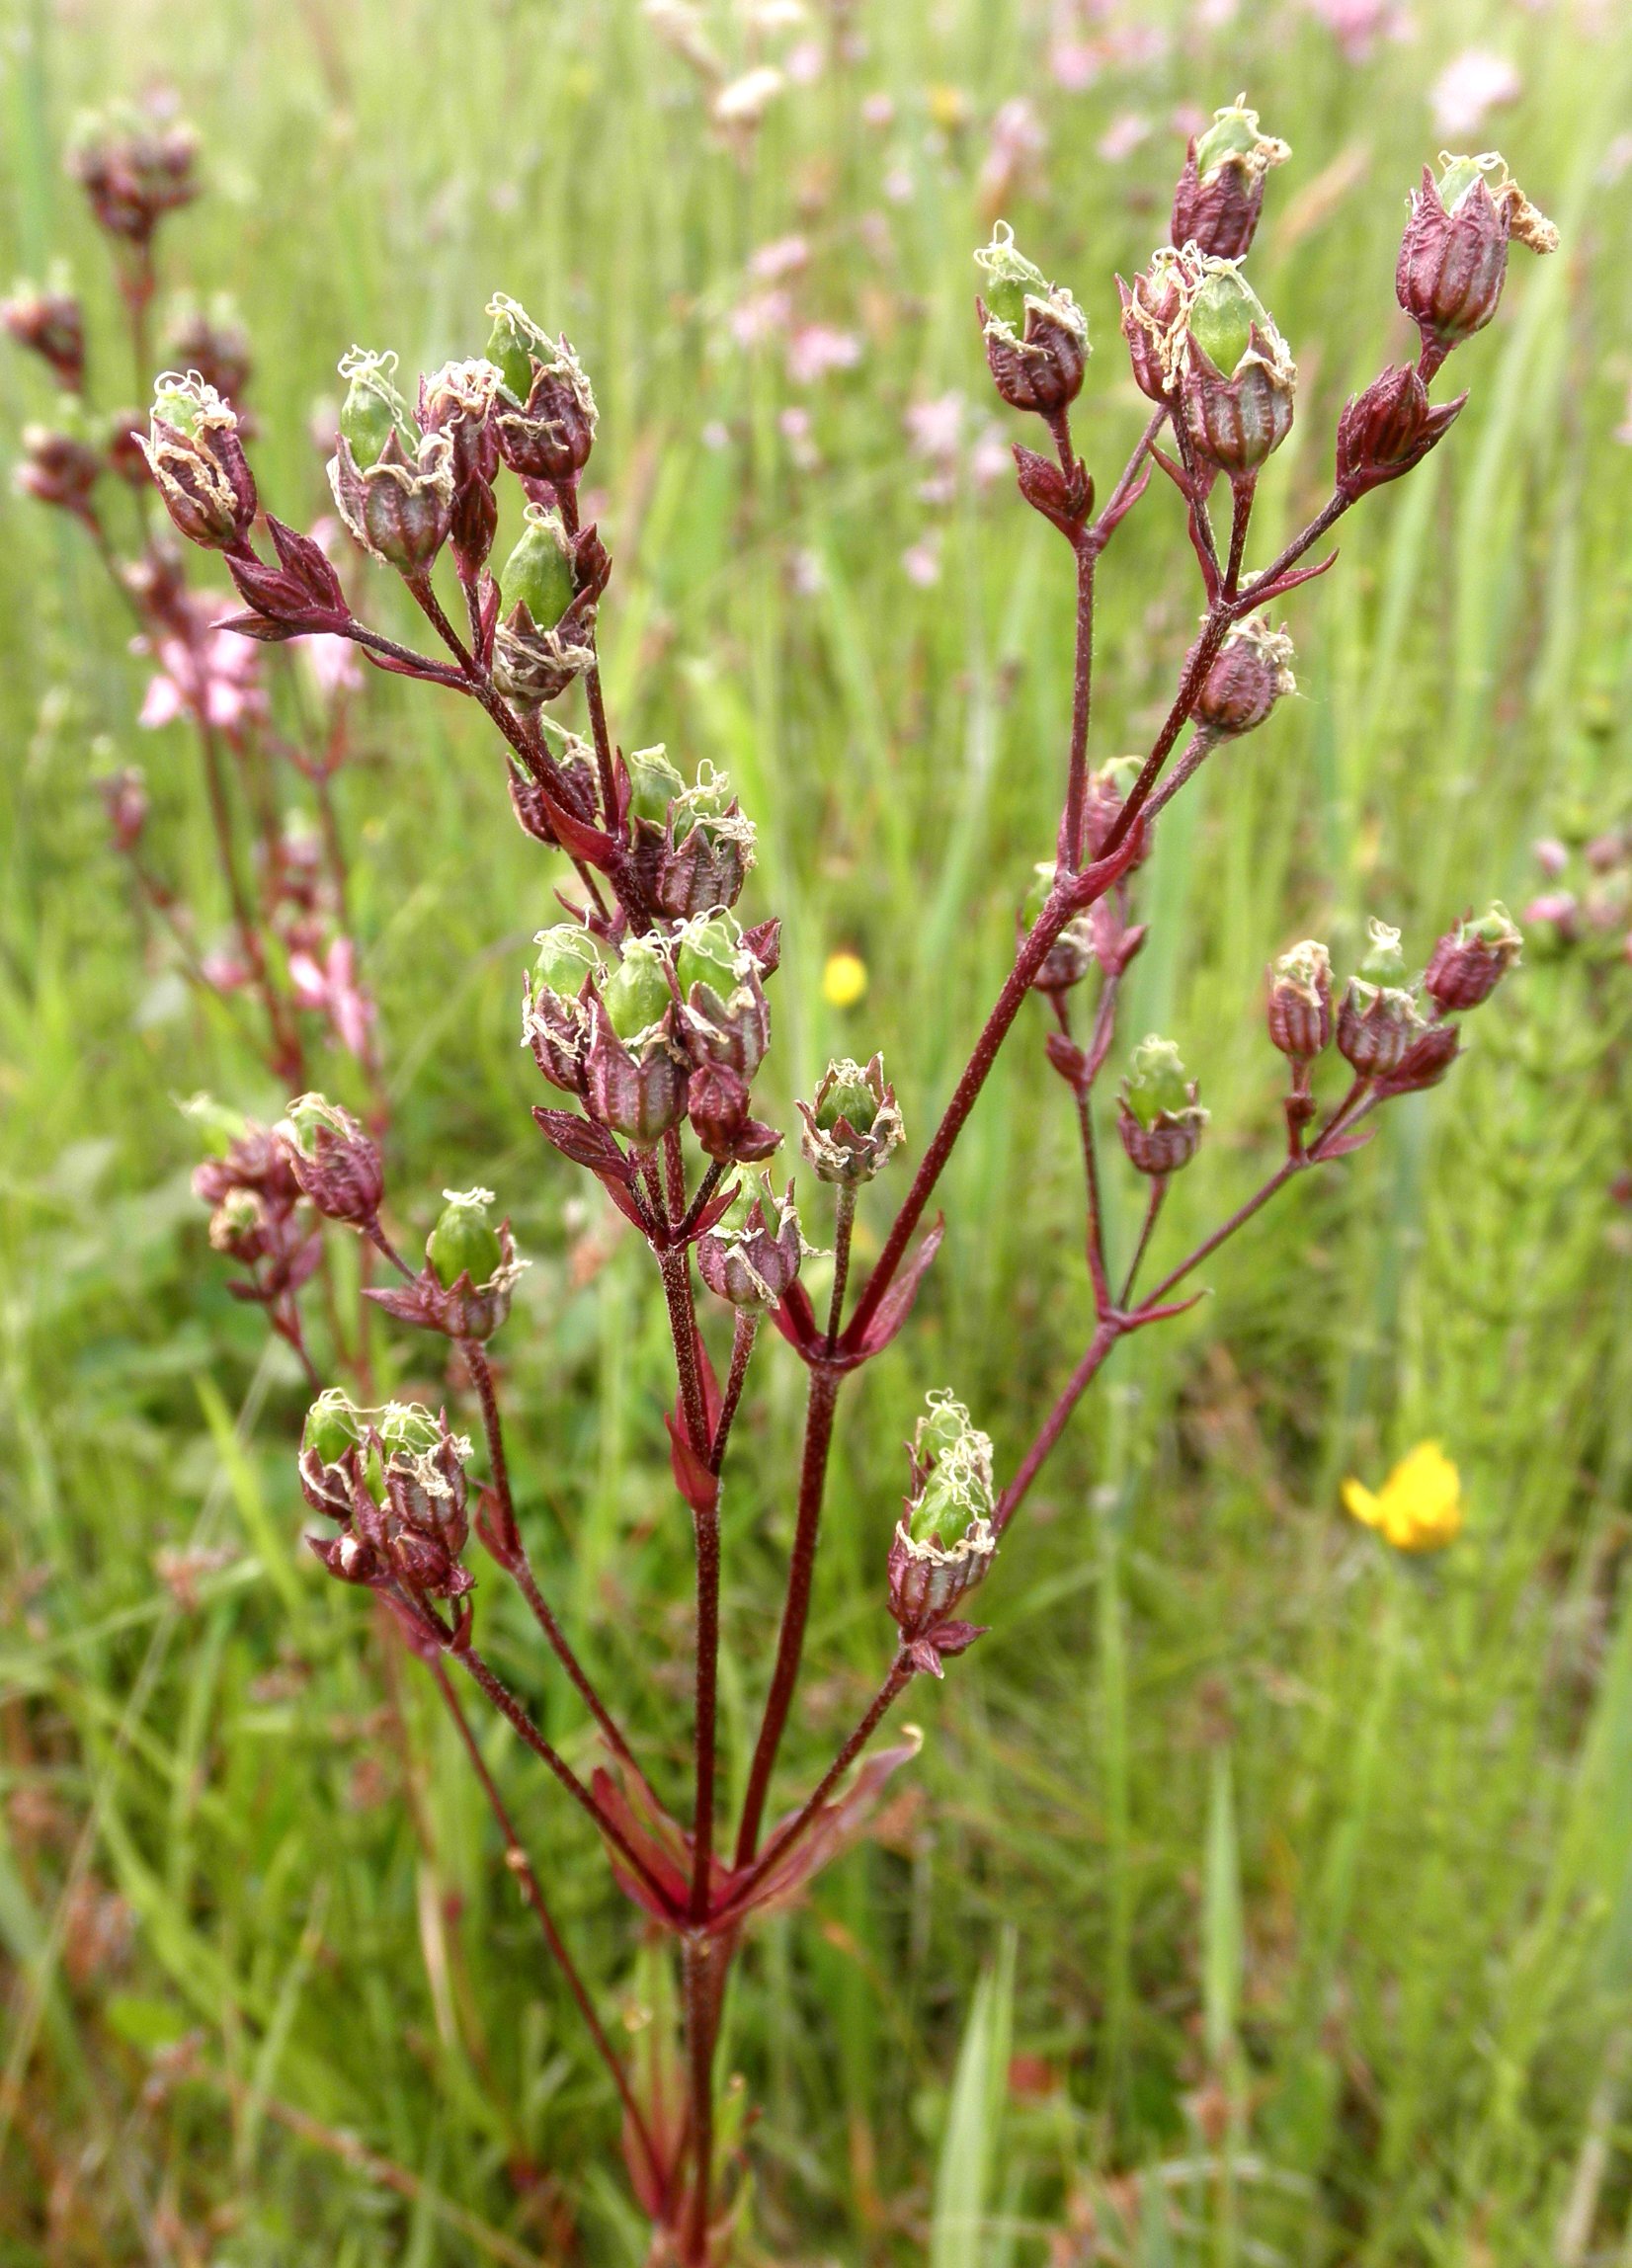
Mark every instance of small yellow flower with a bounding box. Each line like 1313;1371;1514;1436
822;949;868;1010
1342;1441;1464;1554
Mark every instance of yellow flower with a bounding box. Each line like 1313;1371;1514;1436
822;949;868;1010
1342;1442;1464;1554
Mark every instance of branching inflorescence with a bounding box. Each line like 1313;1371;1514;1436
31;95;1555;2262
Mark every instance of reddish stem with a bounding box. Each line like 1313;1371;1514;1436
450;1639;680;1917
461;1340;656;1804
719;1655;913;1921
733;1363;840;1865
711;1310;759;1476
1061;535;1096;872
996;1320;1120;1533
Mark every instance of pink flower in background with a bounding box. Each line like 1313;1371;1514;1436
906;392;965;465
1430;49;1521;139
1304;0;1412;61
729;287;793;349
137;602;265;736
1522;890;1579;940
785;325;861;384
1048;40;1100;91
289;934;374;1060
1533;838;1569;879
784;39;824;86
970;423;1012;491
902;533;942;588
778;404;820;472
979;97;1047;210
201;947;251;994
1098;111;1152;163
296;633;363;698
749;235;809;283
860;92;895;128
1615;383;1632;446
882;163;914;203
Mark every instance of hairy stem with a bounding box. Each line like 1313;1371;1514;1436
826;1184;857;1349
734;1364;840;1865
721;1655;913;1919
450;1638;679;1915
690;1492;721;1923
461;1340;655;1801
1061;536;1096;872
711;1310;759;1476
681;1939;719;2264
1119;1177;1167;1310
996;1320;1120;1533
660;1246;710;1454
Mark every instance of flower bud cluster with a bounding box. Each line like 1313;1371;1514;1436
974;221;1091;416
1396;152;1557;375
141;370;258;551
888;1394;999;1671
696;1177;803;1309
367;1186;528;1341
189;1106;320;1305
1267;907;1519;1105
69;100;200;245
527;905;782;1163
1118;1035;1207;1176
798;1054;904;1185
299;1395;475;1602
1195;619;1295;739
1169;99;1289;262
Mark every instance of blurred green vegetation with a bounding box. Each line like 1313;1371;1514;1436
4;0;1632;2259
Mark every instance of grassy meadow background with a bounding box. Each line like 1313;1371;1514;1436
4;0;1632;2258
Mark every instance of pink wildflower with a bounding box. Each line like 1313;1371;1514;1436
289;934;374;1059
1430;49;1521;140
785;325;861;384
297;632;363;698
136;600;265;735
748;235;810;283
902;533;942;588
979;97;1047;211
1098;112;1152;164
1304;0;1412;62
729;288;793;350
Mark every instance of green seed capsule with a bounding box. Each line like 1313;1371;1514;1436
338;350;409;470
485;294;544;402
1186;267;1268;377
500;509;576;630
974;222;1050;334
533;923;605;999
1124;1035;1191;1128
600;938;673;1040
303;1389;363;1466
815;1076;876;1134
427;1190;503;1289
675;913;743;1001
625;745;686;828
